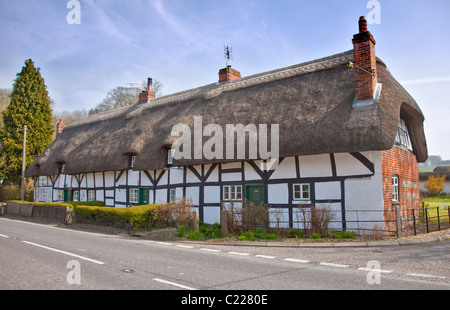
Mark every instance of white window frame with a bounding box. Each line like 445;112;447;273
72;190;80;202
167;148;174;165
39;189;46;202
169;188;176;202
130;156;137;168
129;188;139;204
392;176;399;202
395;119;413;151
88;190;96;202
223;185;242;201
56;190;64;202
293;183;310;201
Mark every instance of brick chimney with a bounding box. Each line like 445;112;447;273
56;119;65;137
218;65;241;83
352;16;378;102
138;77;156;104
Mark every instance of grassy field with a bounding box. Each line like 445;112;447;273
419;166;437;172
421;196;450;224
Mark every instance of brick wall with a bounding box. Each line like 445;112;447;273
382;146;420;231
352;16;378;102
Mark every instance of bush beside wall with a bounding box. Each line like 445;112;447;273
73;203;194;231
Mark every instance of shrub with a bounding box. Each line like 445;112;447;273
177;225;187;238
299;204;336;237
187;230;205;241
289;230;305;238
238;230;278;241
311;233;321;239
74;201;196;232
332;230;356;239
199;221;221;239
67;201;105;207
239;231;256;241
424;175;446;197
0;181;34;202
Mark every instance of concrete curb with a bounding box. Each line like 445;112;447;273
193;231;450;248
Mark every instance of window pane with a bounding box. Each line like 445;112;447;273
236;186;242;199
293;185;300;199
224;186;229;200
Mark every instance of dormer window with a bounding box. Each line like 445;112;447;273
130;155;137;168
395;119;413;151
167;148;174;166
60;164;66;174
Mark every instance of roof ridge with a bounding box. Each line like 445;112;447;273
67;50;354;128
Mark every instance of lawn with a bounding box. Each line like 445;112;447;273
421;196;450;224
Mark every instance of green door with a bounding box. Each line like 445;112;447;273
63;190;71;202
246;185;265;204
245;185;266;229
139;188;149;205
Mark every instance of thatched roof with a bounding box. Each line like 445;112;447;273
26;50;427;177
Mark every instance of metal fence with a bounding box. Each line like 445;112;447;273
221;204;450;238
402;205;450;236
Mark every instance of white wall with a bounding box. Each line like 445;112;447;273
33;152;384;229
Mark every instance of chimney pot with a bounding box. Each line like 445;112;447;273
358;16;368;33
56;119;65;137
139;77;156;104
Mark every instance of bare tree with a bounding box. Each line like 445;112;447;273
88;79;164;116
0;89;12;130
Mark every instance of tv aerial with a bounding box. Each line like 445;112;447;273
224;45;233;66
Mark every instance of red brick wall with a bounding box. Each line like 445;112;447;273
352;17;378;102
382;146;420;231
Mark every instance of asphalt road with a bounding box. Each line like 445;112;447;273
1;217;449;295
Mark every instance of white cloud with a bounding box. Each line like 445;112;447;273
401;76;450;85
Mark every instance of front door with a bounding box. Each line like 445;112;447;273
139;188;149;205
246;185;265;204
245;185;266;229
63;189;71;202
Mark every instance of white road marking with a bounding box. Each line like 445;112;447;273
319;262;349;268
228;251;250;256
284;258;310;264
153;241;173;246
200;248;221;252
255;255;276;259
358;267;393;273
153;278;197;290
175;244;194;249
0;234;9;238
22;241;104;265
406;273;446;280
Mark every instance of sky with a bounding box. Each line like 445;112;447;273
0;0;449;159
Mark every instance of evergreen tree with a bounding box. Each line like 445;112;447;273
1;59;53;182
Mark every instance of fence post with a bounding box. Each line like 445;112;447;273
395;206;402;238
437;207;441;231
193;209;199;232
448;206;450;229
425;205;429;233
412;209;417;236
221;210;228;237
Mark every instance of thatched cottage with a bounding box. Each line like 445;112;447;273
27;17;427;232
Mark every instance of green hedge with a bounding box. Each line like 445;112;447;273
73;204;185;231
